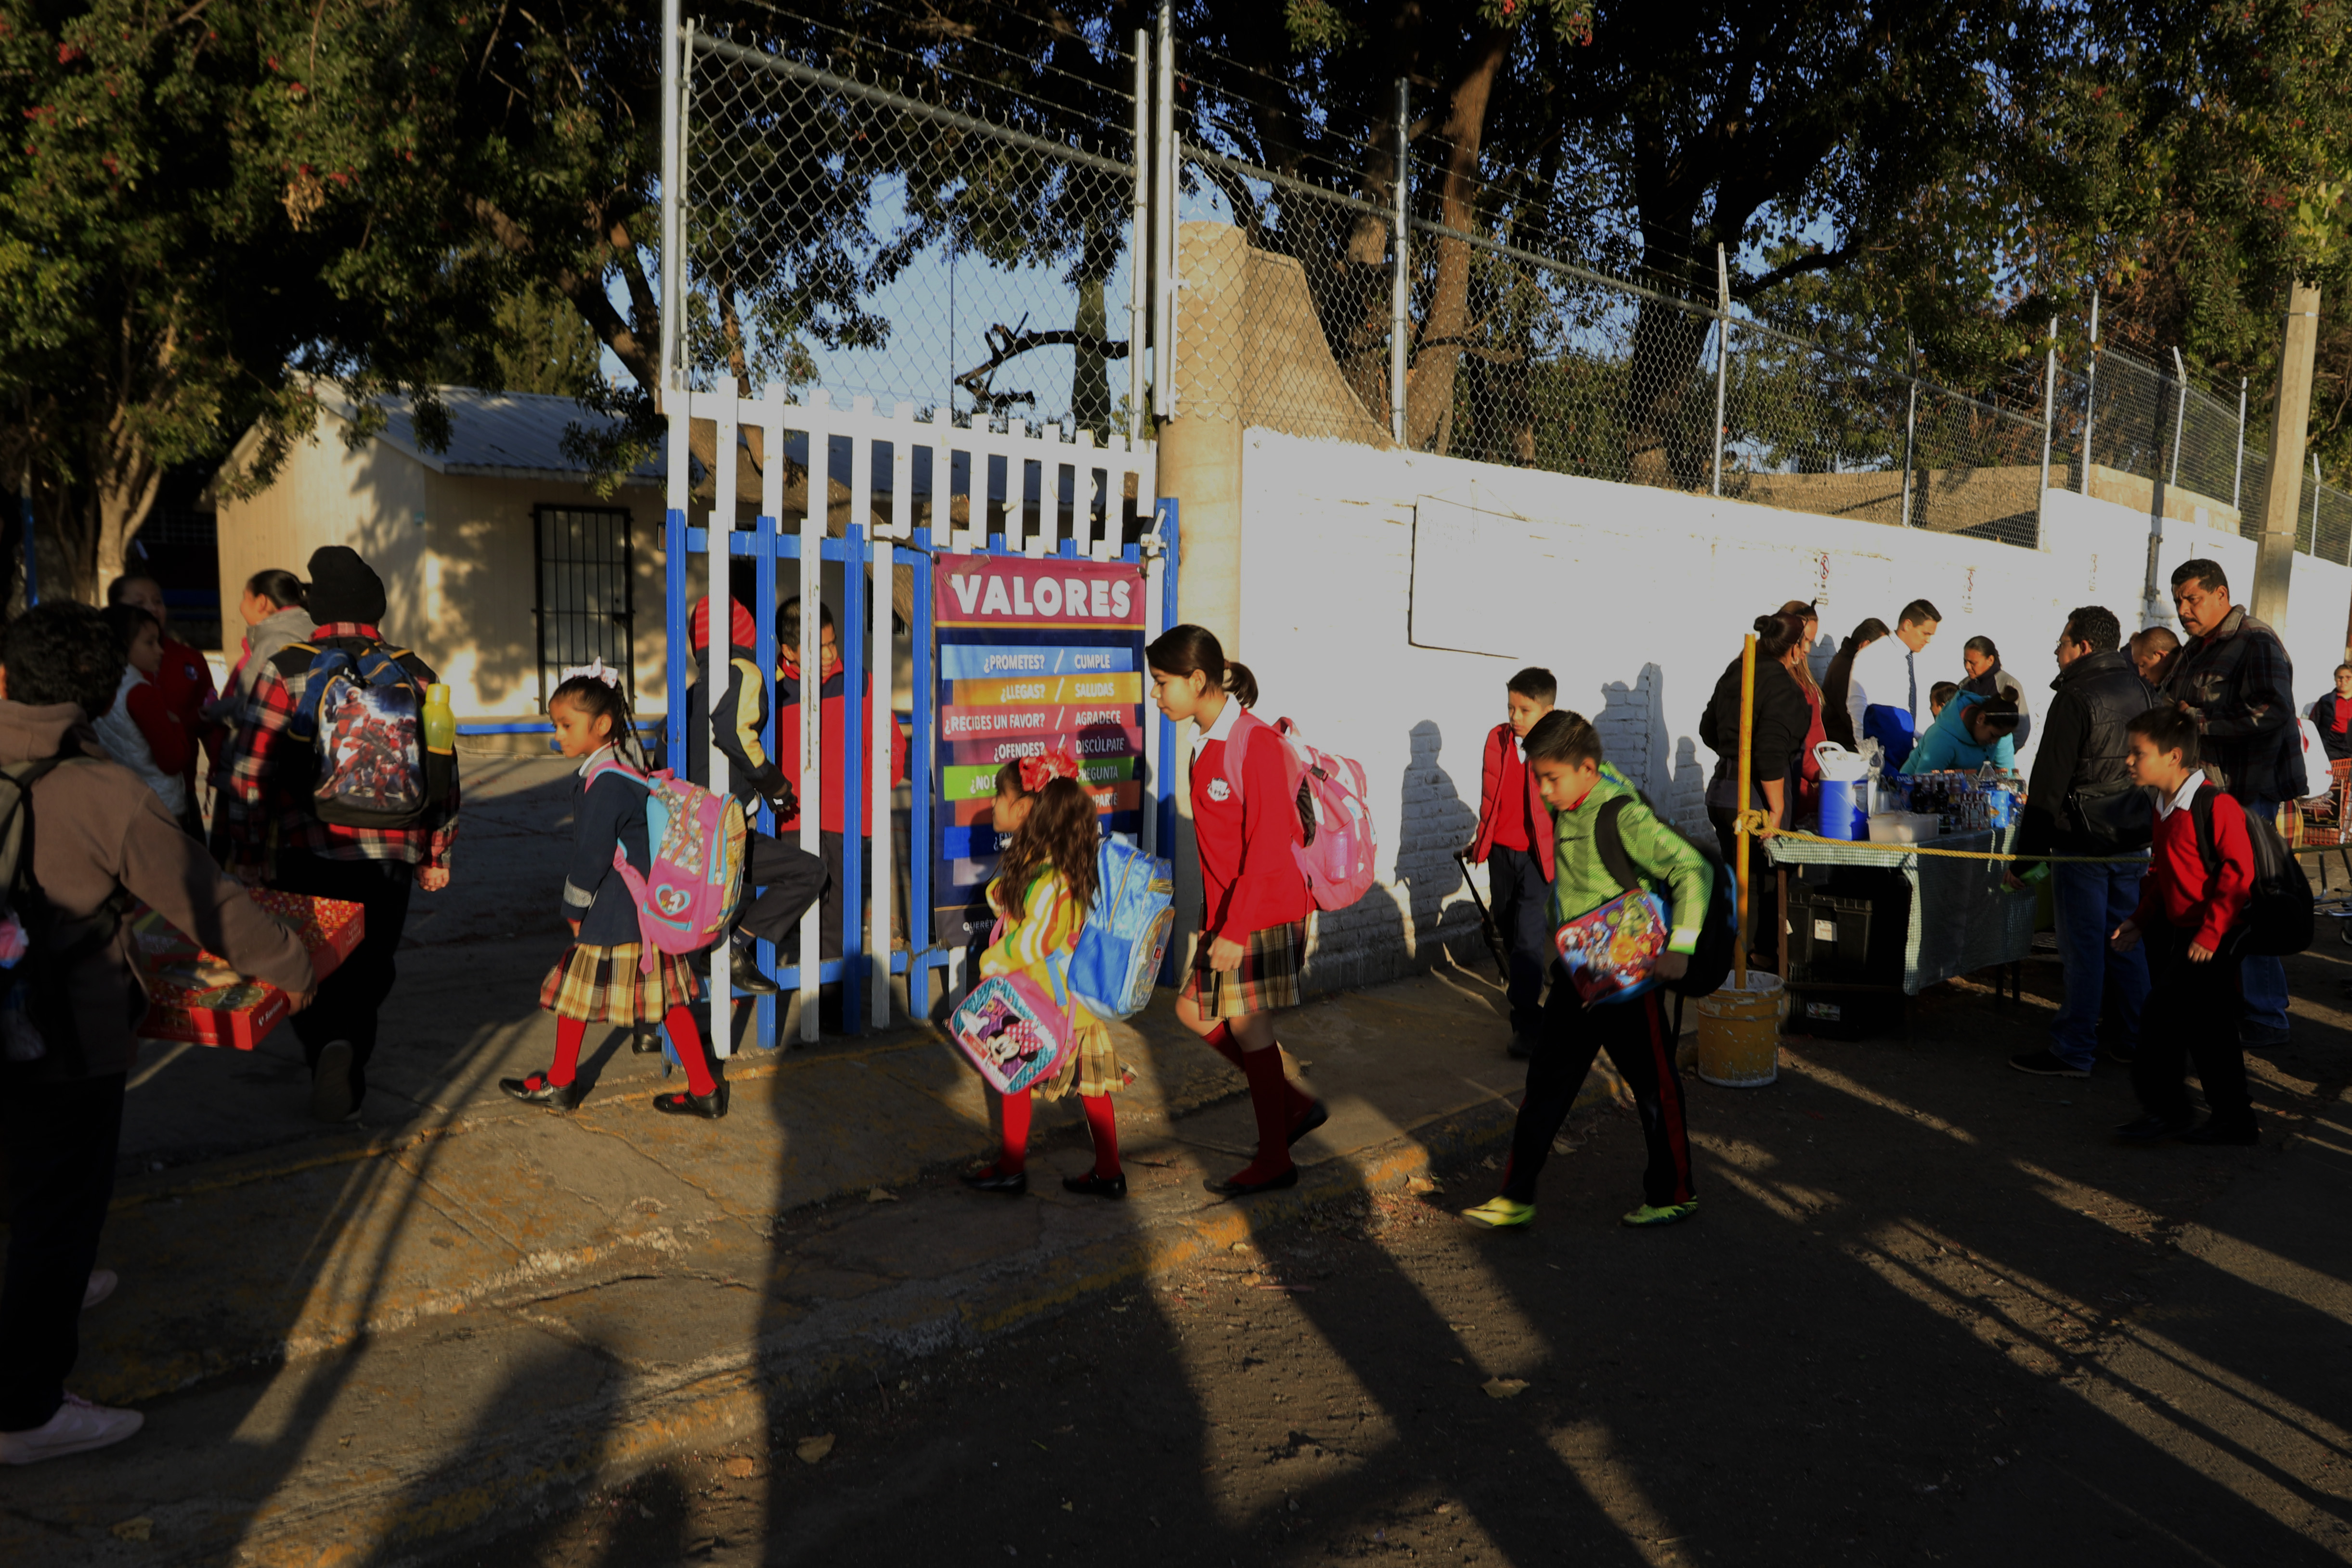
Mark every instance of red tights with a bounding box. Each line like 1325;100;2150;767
1201;1021;1312;1185
989;1088;1120;1179
548;1008;716;1096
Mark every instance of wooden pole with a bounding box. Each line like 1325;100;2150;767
2252;280;2321;630
1735;632;1757;988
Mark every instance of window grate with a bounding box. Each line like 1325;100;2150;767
533;506;634;705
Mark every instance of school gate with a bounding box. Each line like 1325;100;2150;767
659;391;1174;1052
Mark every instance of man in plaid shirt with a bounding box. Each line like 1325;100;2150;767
218;547;459;1120
2160;557;2303;1048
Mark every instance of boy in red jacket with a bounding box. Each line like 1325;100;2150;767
2109;707;2259;1145
1464;667;1556;1058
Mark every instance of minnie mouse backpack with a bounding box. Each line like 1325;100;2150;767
1222;713;1378;912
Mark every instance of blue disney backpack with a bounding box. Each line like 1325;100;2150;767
1066;839;1175;1020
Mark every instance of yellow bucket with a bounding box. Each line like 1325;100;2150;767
1695;971;1785;1088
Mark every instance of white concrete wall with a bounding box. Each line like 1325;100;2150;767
1234;430;2352;993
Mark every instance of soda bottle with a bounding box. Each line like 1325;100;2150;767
423;683;456;755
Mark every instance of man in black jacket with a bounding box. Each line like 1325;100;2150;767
2011;605;2153;1079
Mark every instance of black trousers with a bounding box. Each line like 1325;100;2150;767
1487;845;1554;1037
1709;806;1777;968
2133;924;2253;1127
1504;967;1695;1209
0;1073;125;1432
267;854;414;1095
736;830;832;950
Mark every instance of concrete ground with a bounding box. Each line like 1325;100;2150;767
0;756;2347;1565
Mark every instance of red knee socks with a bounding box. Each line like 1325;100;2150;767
995;1088;1034;1175
1228;1046;1297;1184
1080;1093;1121;1179
548;1017;588;1087
663;1005;718;1096
1200;1023;1315;1124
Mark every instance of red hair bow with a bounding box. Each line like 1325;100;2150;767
1018;741;1083;793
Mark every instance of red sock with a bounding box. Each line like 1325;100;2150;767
1201;1023;1314;1122
1080;1094;1121;1179
997;1089;1033;1175
548;1016;588;1087
663;1005;718;1096
1229;1046;1297;1183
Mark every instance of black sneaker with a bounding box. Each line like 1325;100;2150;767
2180;1119;2260;1146
310;1040;359;1123
2114;1112;2193;1143
2008;1049;2090;1079
2104;1046;2136;1067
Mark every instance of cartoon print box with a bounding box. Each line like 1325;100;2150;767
135;892;364;1050
949;971;1075;1096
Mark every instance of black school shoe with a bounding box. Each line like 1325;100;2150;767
500;1072;587;1110
2114;1112;2194;1144
2180;1119;2260;1146
652;1084;730;1119
1062;1171;1127;1199
1288;1100;1331;1145
959;1168;1028;1196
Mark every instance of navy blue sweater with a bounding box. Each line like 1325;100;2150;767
561;749;655;946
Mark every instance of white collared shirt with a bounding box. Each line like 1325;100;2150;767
1191;695;1242;759
2153;773;2203;821
576;742;618;777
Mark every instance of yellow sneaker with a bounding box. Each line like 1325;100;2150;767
1620;1198;1699;1228
1462;1196;1536;1229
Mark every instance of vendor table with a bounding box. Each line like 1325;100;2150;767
1763;828;2038;998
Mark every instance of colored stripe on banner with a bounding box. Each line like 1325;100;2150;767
936;644;1137;680
943;757;1134;801
945;722;1144;768
952;781;1141;824
949;673;1143;708
944;816;1145;861
939;701;1141;741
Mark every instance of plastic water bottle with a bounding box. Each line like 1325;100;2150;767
423;683;456;755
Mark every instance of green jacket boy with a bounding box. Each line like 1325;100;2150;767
1547;762;1715;961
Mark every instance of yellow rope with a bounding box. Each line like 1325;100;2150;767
1763;828;2148;865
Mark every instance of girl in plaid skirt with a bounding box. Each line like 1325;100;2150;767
1146;625;1324;1197
960;754;1130;1199
499;669;727;1119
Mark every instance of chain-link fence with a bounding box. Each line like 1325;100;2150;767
682;27;1145;441
674;14;2352;567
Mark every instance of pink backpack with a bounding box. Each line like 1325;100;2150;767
583;757;749;972
1222;712;1378;912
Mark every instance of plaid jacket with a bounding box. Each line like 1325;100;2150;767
217;622;461;875
2161;605;2306;803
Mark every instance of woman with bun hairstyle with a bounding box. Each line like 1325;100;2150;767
1146;624;1325;1196
1819;617;1889;752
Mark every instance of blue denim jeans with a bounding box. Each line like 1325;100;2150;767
2049;858;2149;1071
2239;797;2291;1037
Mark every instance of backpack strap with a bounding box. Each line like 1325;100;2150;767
1593;795;1642;895
2189;785;2221;880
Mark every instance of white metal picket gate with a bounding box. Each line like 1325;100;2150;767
661;390;1164;1053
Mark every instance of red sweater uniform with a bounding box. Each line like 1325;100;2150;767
154;633;215;786
2132;778;2254;954
1192;701;1312;943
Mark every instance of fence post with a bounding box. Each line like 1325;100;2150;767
1390;78;1409;446
2316;455;2325;547
16;472;33;609
2079;295;2099;496
1712;244;1728;497
1899;331;1918;528
1128;32;1149;438
2234;376;2248;511
2036;316;2057;496
1152;3;1176;420
2169;346;2188;487
659;0;682;393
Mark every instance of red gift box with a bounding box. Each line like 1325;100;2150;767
134;892;365;1050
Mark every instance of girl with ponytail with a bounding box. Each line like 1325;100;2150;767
1144;624;1325;1197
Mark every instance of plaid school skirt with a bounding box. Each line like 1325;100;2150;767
1180;919;1306;1020
539;942;704;1024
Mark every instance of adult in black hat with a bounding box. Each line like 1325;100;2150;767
215;545;461;1121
